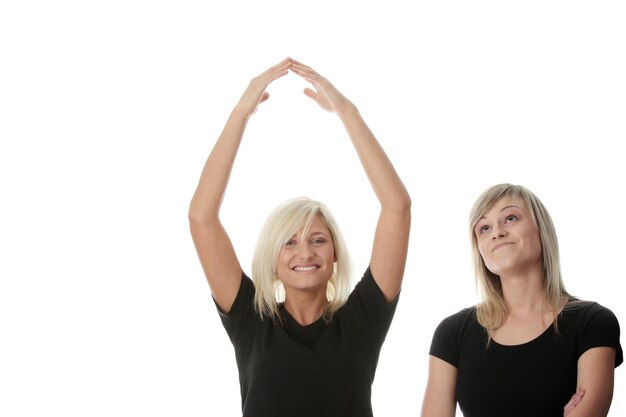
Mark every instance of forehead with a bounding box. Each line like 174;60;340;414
484;196;529;216
295;214;331;235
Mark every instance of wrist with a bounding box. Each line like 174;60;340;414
230;105;253;122
225;107;252;131
336;101;358;120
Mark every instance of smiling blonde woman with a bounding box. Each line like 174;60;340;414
189;58;410;417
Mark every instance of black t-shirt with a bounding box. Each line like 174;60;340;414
429;302;623;417
217;267;399;417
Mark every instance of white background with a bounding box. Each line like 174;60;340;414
1;1;624;415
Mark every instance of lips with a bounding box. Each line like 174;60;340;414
492;242;513;252
292;265;320;271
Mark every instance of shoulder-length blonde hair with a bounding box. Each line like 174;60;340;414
251;197;352;321
469;184;571;332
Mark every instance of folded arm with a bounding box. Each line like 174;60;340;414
563;347;616;417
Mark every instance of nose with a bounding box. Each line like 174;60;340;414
296;243;314;259
491;224;507;240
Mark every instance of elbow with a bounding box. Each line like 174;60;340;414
188;210;203;226
188;201;216;226
188;211;220;237
397;194;412;228
402;197;412;224
187;201;202;225
381;195;411;228
401;192;412;211
389;190;412;214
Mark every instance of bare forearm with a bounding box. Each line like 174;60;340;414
190;59;291;222
188;59;291;309
338;104;410;210
189;109;249;222
565;347;616;417
338;102;411;300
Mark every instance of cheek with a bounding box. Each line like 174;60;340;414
276;250;289;270
524;230;542;254
476;238;489;258
477;241;496;270
531;236;543;258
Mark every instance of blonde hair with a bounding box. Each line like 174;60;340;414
252;197;352;321
469;184;571;332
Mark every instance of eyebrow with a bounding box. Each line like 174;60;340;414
290;231;330;239
309;231;330;237
499;205;520;213
478;205;521;221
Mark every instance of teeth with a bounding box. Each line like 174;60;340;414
293;266;318;271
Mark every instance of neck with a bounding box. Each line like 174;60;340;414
499;263;548;316
283;288;329;326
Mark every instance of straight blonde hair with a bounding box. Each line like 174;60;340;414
469;184;571;332
252;197;352;321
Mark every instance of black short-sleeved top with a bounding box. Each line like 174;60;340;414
429;302;623;417
217;267;398;417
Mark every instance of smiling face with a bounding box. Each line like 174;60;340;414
275;215;336;296
474;196;542;278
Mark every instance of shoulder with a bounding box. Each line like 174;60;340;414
429;306;480;367
349;266;399;307
216;271;272;346
216;271;256;320
432;306;480;343
562;300;623;366
338;266;399;334
562;300;620;324
438;306;478;328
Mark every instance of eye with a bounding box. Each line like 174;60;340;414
505;214;518;223
477;224;490;234
284;239;296;247
311;238;326;245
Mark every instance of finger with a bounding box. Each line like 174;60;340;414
563;404;573;416
566;397;578;410
259;92;270;103
256;59;292;85
303;88;317;101
272;59;293;74
291;69;323;90
573;390;584;405
563;390;584;416
289;58;319;76
289;59;318;74
254;61;291;91
264;67;290;84
563;399;576;415
264;57;292;74
290;62;318;78
288;57;312;69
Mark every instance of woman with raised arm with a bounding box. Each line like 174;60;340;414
189;58;410;417
421;184;622;417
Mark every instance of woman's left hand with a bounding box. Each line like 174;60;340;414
289;58;353;115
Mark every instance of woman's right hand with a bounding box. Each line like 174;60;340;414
190;58;290;312
563;389;584;416
234;58;292;118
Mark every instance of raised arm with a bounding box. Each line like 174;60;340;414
189;58;292;312
290;60;411;302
